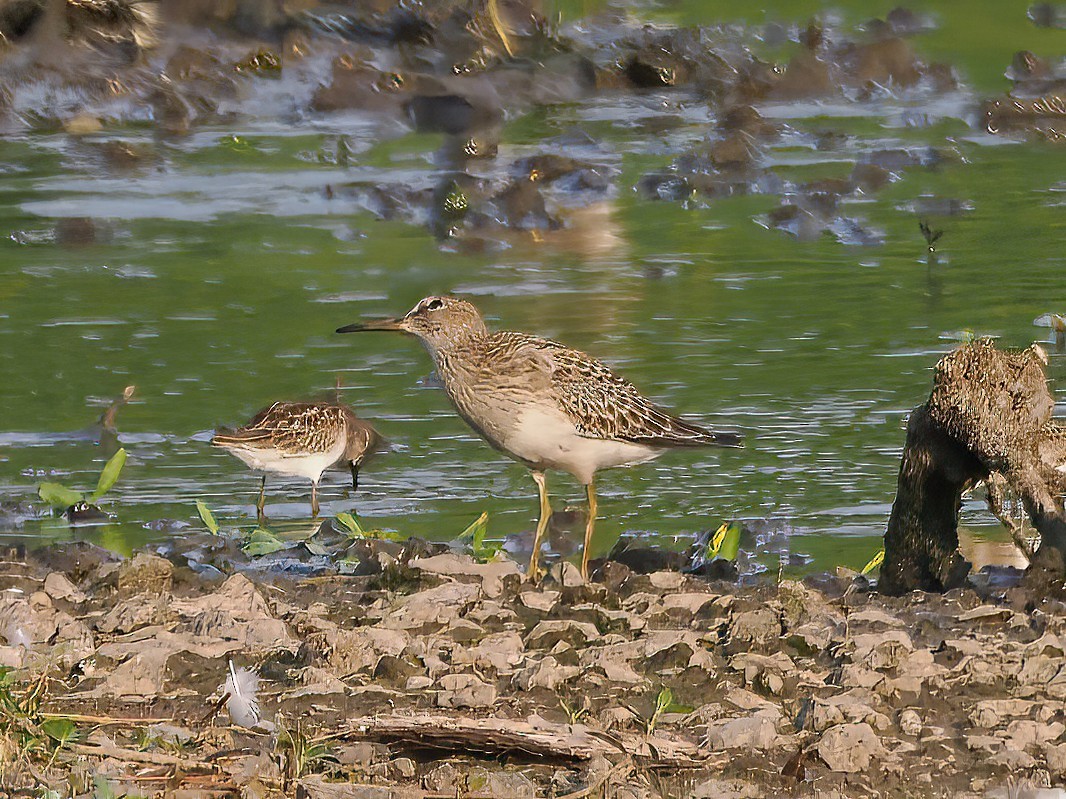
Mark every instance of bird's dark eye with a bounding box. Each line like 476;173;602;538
425;298;444;311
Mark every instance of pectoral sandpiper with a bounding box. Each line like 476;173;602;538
337;296;741;578
212;401;379;521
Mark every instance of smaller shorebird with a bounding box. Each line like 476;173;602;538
212;402;379;521
337;296;741;579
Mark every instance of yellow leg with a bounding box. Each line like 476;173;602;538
582;479;597;580
311;482;320;518
528;470;551;581
256;476;266;524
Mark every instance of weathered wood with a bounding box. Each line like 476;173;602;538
338;714;703;765
882;340;1066;595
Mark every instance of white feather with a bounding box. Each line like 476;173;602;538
223;660;262;729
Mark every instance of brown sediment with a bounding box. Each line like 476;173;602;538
0;539;1064;797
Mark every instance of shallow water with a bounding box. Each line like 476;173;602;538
0;1;1063;572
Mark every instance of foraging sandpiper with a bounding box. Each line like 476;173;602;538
338;296;741;578
212;401;379;521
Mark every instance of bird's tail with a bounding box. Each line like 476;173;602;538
704;430;743;448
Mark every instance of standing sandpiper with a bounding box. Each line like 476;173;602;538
212;401;379;521
337;296;741;578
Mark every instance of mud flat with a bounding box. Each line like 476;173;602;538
1;538;1064;798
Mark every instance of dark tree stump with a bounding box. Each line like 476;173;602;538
881;340;1066;595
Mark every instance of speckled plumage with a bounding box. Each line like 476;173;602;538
212;401;379;519
338;296;741;579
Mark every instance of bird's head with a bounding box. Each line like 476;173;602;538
336;295;487;355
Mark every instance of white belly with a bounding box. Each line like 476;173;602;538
502;405;661;484
228;438;347;484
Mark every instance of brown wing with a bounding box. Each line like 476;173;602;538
501;334;741;448
212;402;348;454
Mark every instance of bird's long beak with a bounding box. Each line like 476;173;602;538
336;318;404;333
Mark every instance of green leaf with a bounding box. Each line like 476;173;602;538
89;448;126;502
335;512;363;536
708;522;728;556
717;521;742;562
196;500;220;535
664;701;695;714
242;528;286;556
861;548;885;576
655;686;673;714
41;717;78;746
457;512;489;544
38;482;84;509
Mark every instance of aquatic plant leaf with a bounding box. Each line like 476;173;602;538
90;448;127;502
861;548;885;575
196;500;220;535
242;528;286;556
335;512;363;536
457;511;489;546
38;482;84;510
717;521;742;561
706;521;742;561
41;717;78;746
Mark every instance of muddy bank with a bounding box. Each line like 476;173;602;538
1;539;1065;797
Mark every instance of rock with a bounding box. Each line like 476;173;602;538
548;561;585;587
513;656;579;691
437;673;496;708
899;709;922;736
97;594;169;634
525;619;600;650
731;652;795;696
727;607;781;652
43;572;86;603
647;571;685;591
704;716;779;751
1002;721;1065;752
970;699;1036;729
98;648;172;698
386;582;480;632
329;627;410;675
1045;742;1066;776
283;667;348;699
410;553;520;598
185;607;293;652
423;763;535;798
0;646;24;668
850;630;913;670
817;723;882;772
518;589;559;612
118;553;173;595
461;632;524;674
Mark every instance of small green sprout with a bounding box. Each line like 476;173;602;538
456;512;501;562
861;548;885;576
705;521;742;562
38;448;127;511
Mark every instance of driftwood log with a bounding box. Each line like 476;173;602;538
337;714;705;766
881;340;1066;595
